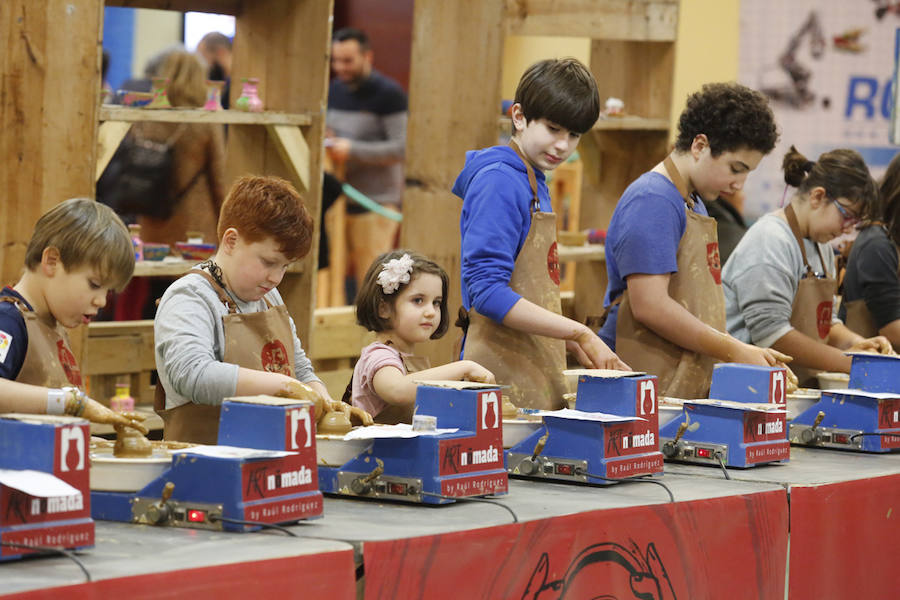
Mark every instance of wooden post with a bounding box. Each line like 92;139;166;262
0;0;103;285
401;0;506;365
226;0;333;344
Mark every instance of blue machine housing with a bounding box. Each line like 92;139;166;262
848;353;900;393
505;373;664;484
659;364;790;468
318;384;508;504
0;415;94;561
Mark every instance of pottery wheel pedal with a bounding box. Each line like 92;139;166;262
0;414;94;561
91;396;323;532
318;381;508;505
506;370;664;484
659;364;790;468
790;353;900;452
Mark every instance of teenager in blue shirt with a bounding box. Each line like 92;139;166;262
454;58;628;410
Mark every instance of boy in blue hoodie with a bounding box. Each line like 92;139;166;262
453;58;628;410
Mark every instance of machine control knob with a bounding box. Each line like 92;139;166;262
662;441;680;459
350;478;373;495
518;457;540;476
799;428;821;444
145;502;172;524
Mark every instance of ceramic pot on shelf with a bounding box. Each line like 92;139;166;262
203;80;225;111
235;77;264;112
146;77;172;109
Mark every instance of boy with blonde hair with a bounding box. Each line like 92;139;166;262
0;198;144;431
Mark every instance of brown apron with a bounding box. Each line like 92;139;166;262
0;296;84;390
614;156;727;399
372;351;431;424
844;225;900;338
463;141;568;410
784;204;838;386
154;269;296;444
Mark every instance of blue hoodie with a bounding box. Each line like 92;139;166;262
452;145;553;323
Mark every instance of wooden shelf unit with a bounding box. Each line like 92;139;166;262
99;106;313;126
402;0;679;366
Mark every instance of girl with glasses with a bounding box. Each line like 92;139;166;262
723;145;892;386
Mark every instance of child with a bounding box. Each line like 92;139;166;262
0;198;144;431
351;250;494;424
598;82;790;399
724;146;892;384
840;151;900;350
154;175;336;443
454;58;627;411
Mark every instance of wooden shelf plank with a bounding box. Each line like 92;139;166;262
592;116;670;131
557;244;605;262
99;106;312;126
133;258;304;278
103;0;241;15
505;0;678;41
267;124;311;192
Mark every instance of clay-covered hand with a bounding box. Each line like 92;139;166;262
782;365;799;394
731;343;792;368
82;399;149;435
462;360;496;384
848;336;895;355
346;405;374;427
567;328;631;371
276;379;326;418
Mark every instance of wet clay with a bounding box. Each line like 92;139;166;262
317;409;352;435
113;423;153;458
502;395;518;420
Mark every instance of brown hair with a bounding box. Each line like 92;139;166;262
158;51;207;108
514;58;600;135
356;249;450;339
217;175;313;260
675;82;778;156
876;151;900;247
783;145;878;219
24;198;134;291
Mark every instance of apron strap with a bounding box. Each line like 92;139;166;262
508;139;541;213
0;296;27;311
189;268;238;314
784;204;817;278
663;155;695;211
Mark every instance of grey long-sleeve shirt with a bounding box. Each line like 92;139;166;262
724;213;839;348
155;272;320;409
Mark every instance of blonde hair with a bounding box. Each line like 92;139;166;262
159;51;207;108
24;198;135;291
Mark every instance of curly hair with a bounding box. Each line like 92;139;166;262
675;82;778;156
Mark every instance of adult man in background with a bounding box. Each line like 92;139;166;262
197;32;232;109
326;27;407;296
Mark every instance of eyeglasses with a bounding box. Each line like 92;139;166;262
832;200;860;225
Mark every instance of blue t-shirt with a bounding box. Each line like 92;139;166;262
453;145;552;323
598;172;708;349
0;287;32;380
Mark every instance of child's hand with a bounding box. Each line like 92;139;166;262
347;405;374;426
731;342;792;368
463;361;496;384
567;328;631;371
82;399;149;435
849;336;895;355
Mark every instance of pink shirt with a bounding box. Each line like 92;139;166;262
351;342;407;417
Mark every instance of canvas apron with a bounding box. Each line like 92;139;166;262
154;268;296;444
0;296;84;390
844;225;900;338
614;156;727;399
784;204;838;386
462;142;568;410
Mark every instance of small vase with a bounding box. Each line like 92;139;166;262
146;77;172;109
235;77;264;112
203;80;225;111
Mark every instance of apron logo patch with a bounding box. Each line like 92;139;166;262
0;330;11;363
56;339;83;387
261;340;291;375
547;241;560;286
816;301;833;339
706;242;722;284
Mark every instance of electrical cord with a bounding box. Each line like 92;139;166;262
0;541;91;582
207;514;298;536
715;453;731;480
850;432;900;443
580;470;675;503
420;491;519;523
